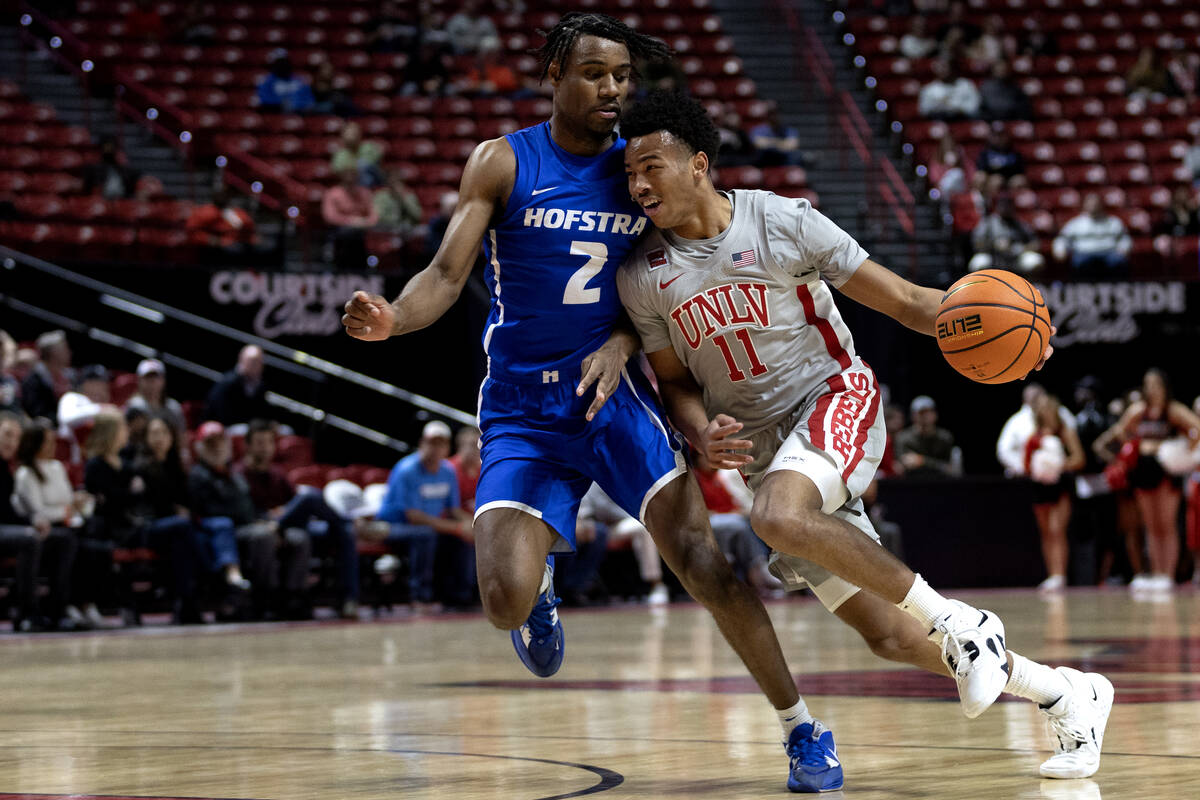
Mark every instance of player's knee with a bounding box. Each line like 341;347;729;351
478;573;533;631
750;495;821;556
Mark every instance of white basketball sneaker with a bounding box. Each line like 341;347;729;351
1039;667;1114;779
928;600;1009;719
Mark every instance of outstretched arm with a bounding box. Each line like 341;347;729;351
342;138;515;340
837;258;1056;370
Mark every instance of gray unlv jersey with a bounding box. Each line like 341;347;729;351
617;189;870;437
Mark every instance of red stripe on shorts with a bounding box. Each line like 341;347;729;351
842;366;882;483
809;374;846;455
797;284;852;370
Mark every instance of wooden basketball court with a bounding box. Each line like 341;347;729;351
0;588;1196;799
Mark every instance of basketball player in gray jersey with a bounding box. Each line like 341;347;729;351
616;90;1113;780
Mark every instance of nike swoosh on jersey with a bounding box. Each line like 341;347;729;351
658;274;684;290
531;186;559;195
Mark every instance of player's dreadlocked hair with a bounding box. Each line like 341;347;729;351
620;90;722;170
534;12;672;82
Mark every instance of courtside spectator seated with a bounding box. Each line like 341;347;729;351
1052;193;1133;278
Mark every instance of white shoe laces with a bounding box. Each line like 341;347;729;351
937;618;978;678
1046;702;1093;755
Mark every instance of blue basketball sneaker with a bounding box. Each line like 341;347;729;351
510;558;564;677
786;721;843;793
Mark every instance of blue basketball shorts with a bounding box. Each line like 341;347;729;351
474;365;686;553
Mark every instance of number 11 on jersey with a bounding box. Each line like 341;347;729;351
713;329;768;382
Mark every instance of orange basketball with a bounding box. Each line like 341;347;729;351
935;269;1052;384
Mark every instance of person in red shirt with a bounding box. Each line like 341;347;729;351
186;188;257;249
692;452;782;597
236;419;360;618
322;168;379;269
448;426;481;514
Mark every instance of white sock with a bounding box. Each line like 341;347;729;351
896;574;952;630
1005;653;1071;710
777;699;815;742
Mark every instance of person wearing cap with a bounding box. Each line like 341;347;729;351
57;364;112;447
188;419;311;620
255;48;314;113
21;330;73;424
893;396;962;479
126;358;186;436
374;420;471;609
237;418;360;619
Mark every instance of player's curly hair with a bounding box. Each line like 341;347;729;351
619;89;721;169
534;12;672;82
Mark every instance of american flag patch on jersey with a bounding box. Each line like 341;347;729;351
647;248;668;269
731;249;757;267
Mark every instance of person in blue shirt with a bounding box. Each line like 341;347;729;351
343;14;840;792
376;420;471;607
256;49;315;114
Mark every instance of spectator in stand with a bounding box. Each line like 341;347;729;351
928;135;973;199
969;193;1044;274
323;167;379;270
185;188;258;255
423;190;458;262
57;364;110;445
935;1;981;60
124;358;186;444
256;49;315;114
1052;193;1132;278
81;136;141;199
189;420;310;619
692;453;782;598
1125;47;1173;102
714;104;757;168
204;345;271;431
1155;186;1200;237
966;15;1011;66
979;61;1032;121
1095;369;1200;594
1021;394;1086;593
374;169;424;235
975;125;1026;189
13;418;107;630
331;122;385;189
899;16;938;60
311;61;359;118
878;404;907;478
400;39;453;96
580;482;669;605
445;0;498;55
455;37;537;97
0;411;77;631
237;419;359;619
997;383;1076;479
1;331;20;414
374;421;468;609
893;396;962;479
918;58;980;120
555;488;609;606
448;425;481;514
125;0;167;42
748;105;805;167
638;57;689;95
83;410;203;624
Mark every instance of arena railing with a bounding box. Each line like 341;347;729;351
1;245;477;449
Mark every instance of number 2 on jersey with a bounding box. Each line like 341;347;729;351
563;240;607;305
713;329;768;382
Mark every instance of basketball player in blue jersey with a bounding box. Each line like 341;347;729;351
345;13;843;793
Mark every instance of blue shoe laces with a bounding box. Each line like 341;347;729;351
787;725;830;772
526;589;561;641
